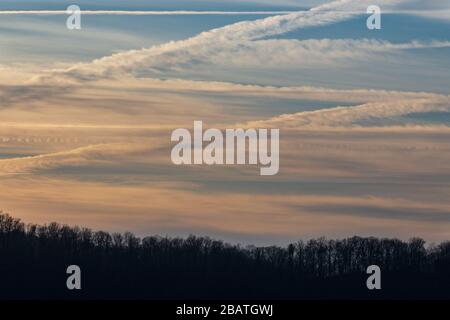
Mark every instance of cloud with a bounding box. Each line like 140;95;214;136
35;0;407;82
1;174;449;244
1;0;450;245
205;39;450;69
71;38;449;76
0;143;150;175
5;0;441;133
26;0;447;87
414;9;450;20
4;74;449;131
78;77;450;103
246;97;450;128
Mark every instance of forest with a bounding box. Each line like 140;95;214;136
0;212;449;299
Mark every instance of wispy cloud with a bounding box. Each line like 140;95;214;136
188;39;450;70
1;0;450;243
36;0;405;81
247;97;450;128
26;0;447;86
0;143;150;175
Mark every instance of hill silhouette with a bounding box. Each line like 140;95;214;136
0;212;449;299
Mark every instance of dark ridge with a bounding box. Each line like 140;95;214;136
0;212;449;299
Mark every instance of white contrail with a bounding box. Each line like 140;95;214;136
0;10;296;15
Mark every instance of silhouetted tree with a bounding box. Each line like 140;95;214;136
0;212;448;299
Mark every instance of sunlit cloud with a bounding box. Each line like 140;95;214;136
0;0;449;244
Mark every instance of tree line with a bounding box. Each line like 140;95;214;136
0;213;449;299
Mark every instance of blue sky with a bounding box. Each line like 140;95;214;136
1;1;448;93
0;0;305;10
0;0;449;244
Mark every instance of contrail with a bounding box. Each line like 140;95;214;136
0;10;296;15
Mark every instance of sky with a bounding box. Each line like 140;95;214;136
0;0;449;245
